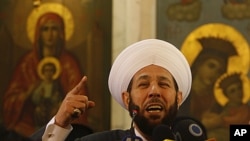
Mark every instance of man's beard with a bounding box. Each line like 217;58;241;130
128;96;178;137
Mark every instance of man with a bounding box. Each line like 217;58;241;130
34;39;192;141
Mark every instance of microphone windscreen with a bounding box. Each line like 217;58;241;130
152;124;175;141
172;116;207;141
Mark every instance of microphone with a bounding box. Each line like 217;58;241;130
172;116;207;141
122;105;142;141
152;124;176;141
130;105;139;128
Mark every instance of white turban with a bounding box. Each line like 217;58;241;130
108;39;192;109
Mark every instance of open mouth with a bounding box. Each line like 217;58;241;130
146;104;163;113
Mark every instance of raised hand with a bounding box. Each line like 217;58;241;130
54;76;95;128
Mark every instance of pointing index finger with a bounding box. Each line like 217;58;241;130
70;76;88;95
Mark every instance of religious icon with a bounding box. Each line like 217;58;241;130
202;72;250;141
33;57;63;128
179;23;250;141
2;3;88;137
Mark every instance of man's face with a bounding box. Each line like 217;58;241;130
124;65;181;136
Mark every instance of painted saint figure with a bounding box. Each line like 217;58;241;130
202;72;250;141
3;12;89;137
32;57;63;128
179;37;238;120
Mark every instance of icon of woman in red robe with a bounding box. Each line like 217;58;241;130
3;12;89;137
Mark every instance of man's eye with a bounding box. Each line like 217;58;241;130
159;82;169;87
138;83;148;87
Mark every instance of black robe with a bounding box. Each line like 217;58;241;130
30;124;135;141
74;129;132;141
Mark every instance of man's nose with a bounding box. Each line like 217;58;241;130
148;85;161;98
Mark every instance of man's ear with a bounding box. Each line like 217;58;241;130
122;91;130;110
177;91;183;109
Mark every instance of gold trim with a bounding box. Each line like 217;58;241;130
27;2;74;43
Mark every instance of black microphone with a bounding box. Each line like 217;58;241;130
122;105;142;141
130;105;139;128
152;124;176;141
172;116;207;141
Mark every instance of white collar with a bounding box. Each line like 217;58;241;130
134;127;147;141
